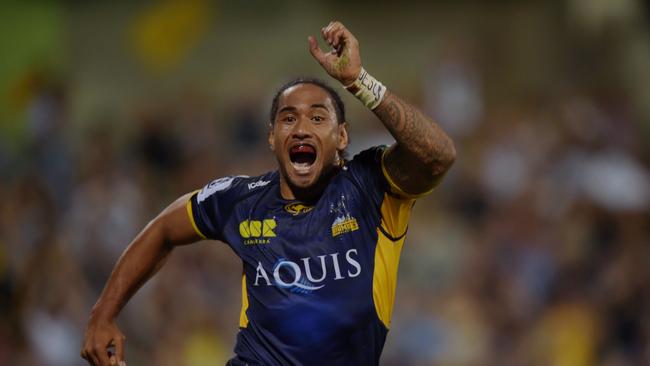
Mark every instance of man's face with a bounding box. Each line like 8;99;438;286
269;83;348;191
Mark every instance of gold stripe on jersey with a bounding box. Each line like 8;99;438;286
186;192;208;240
372;193;413;328
240;273;249;328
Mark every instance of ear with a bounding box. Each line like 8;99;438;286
337;122;349;151
268;123;275;151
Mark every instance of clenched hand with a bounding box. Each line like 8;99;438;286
308;21;362;87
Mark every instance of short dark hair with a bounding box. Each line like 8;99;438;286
269;78;346;124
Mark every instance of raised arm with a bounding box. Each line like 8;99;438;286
309;21;456;196
81;193;202;366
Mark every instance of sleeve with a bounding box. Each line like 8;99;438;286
380;145;435;199
186;176;245;242
348;145;430;201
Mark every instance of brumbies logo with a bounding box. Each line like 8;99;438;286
330;194;359;237
332;216;359;237
239;219;276;245
284;202;314;215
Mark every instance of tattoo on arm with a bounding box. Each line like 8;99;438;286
373;91;455;194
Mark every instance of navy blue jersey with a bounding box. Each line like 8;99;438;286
187;146;425;365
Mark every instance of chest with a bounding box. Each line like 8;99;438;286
233;190;378;250
227;184;383;311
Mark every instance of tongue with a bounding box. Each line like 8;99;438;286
290;145;315;154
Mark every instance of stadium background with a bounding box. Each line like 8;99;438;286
1;0;650;365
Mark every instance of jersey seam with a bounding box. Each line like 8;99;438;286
378;221;408;242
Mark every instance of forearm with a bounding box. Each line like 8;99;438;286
90;193;198;320
309;21;455;193
373;90;455;176
90;219;173;320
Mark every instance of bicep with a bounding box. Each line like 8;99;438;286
382;144;444;198
155;193;205;246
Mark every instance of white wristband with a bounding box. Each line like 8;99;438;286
345;68;387;110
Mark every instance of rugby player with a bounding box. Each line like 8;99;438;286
81;21;455;366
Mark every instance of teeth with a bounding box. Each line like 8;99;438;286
291;161;312;173
293;162;310;169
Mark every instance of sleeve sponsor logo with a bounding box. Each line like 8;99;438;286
197;175;248;203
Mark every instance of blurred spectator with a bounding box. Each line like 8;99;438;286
1;2;649;365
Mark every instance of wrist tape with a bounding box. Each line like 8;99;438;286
345;68;387;110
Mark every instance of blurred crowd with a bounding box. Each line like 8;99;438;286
1;1;650;365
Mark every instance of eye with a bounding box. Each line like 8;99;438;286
311;115;325;123
282;115;296;123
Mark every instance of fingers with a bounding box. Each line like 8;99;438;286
328;28;346;56
81;320;127;366
96;345;112;366
81;342;100;366
308;35;326;65
90;353;101;366
114;335;126;365
83;346;104;366
80;340;116;366
321;21;355;52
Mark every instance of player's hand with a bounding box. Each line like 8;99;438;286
308;21;362;86
81;316;126;366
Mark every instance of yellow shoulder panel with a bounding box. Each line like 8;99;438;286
239;273;249;328
372;193;414;328
379;193;414;239
185;192;207;240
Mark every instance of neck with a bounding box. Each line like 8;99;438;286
279;165;341;203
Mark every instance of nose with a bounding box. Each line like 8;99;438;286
291;116;313;139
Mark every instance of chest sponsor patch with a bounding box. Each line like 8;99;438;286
239;219;276;245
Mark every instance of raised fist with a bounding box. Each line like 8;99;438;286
308;21;362;86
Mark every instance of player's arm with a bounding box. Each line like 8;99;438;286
81;193;202;366
309;21;456;196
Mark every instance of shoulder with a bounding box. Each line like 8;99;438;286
344;145;388;184
196;171;278;205
337;146;389;204
347;145;387;167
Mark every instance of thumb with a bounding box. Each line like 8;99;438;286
308;36;326;66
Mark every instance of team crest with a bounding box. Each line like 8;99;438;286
284;202;314;216
330;194;359;237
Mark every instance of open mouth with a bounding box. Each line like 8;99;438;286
289;143;317;172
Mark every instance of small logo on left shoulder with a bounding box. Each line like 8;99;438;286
248;179;270;190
